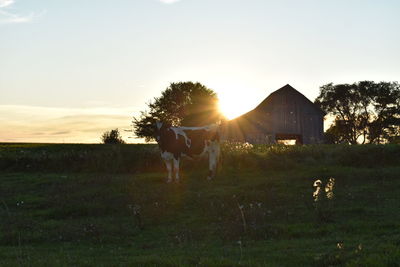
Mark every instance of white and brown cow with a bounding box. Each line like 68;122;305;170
155;121;220;183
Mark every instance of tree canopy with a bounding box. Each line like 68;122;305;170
133;82;222;141
101;129;125;144
315;81;400;144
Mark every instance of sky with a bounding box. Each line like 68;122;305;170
1;0;400;143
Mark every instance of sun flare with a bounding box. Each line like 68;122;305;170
219;101;246;120
218;91;256;120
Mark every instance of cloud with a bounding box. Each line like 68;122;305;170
0;105;143;143
159;0;181;4
0;0;14;8
0;10;34;24
0;0;44;24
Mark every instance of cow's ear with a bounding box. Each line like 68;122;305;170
156;121;163;130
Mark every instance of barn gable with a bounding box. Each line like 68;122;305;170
223;84;325;144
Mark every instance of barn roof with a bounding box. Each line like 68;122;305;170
254;84;325;115
241;84;326;118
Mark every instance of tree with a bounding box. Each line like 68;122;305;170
101;129;126;144
315;81;400;144
133;82;222;141
368;82;400;143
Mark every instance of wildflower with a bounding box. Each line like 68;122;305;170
313;179;323;202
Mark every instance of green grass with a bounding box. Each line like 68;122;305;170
0;143;400;266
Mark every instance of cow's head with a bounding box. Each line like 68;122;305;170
154;121;163;142
154;120;174;142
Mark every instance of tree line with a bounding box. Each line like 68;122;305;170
315;81;400;144
102;81;399;144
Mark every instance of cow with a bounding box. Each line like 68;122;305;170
155;121;220;183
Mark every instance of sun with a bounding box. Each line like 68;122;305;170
219;100;244;120
214;82;264;120
218;93;255;120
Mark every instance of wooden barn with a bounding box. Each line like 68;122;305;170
222;84;325;144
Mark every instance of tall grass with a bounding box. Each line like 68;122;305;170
0;144;161;173
1;143;398;173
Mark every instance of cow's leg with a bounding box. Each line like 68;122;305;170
161;152;174;183
165;159;173;183
207;141;220;180
207;155;216;180
207;148;218;180
173;157;180;183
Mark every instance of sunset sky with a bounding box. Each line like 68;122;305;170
1;0;400;143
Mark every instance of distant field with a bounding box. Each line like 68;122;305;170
1;143;400;266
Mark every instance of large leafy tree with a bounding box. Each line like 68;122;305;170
315;81;400;144
133;82;222;141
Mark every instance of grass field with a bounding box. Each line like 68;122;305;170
1;143;400;266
